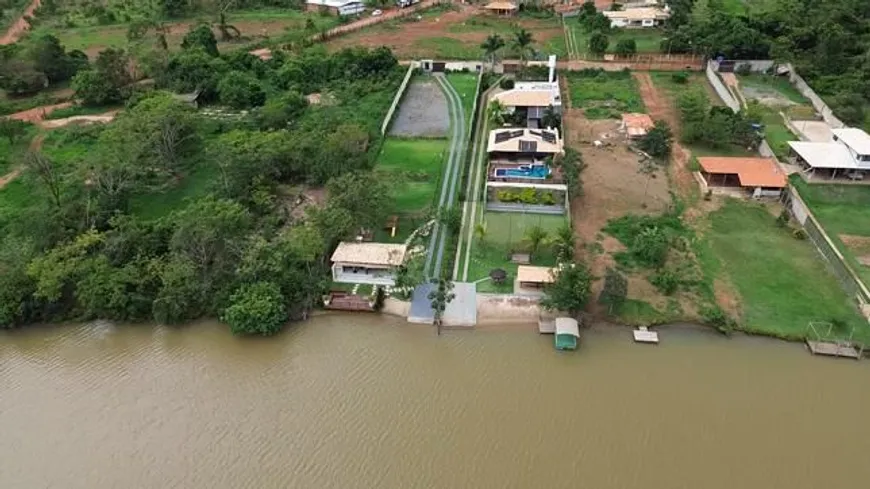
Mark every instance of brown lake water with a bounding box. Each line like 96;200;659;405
2;314;870;488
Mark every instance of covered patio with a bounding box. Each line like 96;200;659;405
697;156;787;198
515;265;556;295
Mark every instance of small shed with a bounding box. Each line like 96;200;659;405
621;113;654;139
698;156;786;198
516;265;555;289
483;1;518;16
554;317;580;350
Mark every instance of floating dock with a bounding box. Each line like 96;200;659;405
633;326;659;344
538;319;555;334
806;340;861;359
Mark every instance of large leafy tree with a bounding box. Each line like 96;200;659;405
217;70;266;109
222;281;288;336
181;24;219;57
71;48;131;106
639;121;673;160
541;262;593;317
29;34;88;83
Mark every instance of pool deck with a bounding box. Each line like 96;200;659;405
488;162;564;184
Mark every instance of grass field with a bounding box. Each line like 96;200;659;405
706;199;868;341
466;212;567;293
446;72;478;129
565;24;664;58
565;70;644;119
790;176;870;285
375;138;449;214
739;74;809;105
39;9;339;55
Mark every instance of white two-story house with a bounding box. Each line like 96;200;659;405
788;128;870;181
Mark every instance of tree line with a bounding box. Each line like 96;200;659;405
0;44;403;335
663;0;870;127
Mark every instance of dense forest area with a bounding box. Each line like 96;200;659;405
664;0;870;127
0;30;404;334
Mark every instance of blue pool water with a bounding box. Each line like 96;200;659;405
494;164;550;179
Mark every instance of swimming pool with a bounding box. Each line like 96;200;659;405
494;164;550;179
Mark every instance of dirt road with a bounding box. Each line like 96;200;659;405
0;0;40;45
633;72;695;196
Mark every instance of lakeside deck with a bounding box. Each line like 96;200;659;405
806;340;862;359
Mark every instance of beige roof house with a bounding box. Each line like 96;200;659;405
487;128;563;154
491;81;561;109
331;242;407;267
483;1;518;15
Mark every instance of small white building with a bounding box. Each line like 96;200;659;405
603;7;670;28
331;242;407;286
305;0;366;16
788;127;870;180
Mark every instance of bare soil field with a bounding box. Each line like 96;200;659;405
563;109;670;307
389;78;449;138
840;234;870;267
326;8;564;60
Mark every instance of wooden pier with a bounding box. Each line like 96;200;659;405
633;326;659;344
806;340;861;359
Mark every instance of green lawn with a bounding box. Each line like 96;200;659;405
757;105;796;160
739;74;809;105
705;199;868;342
446;73;478;130
466;211;567;292
565;70;644;119
790;176;870;285
375;138;449;214
43;8;339;53
566;24;665;57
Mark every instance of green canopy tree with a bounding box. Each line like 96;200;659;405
181;24;219;57
217;70;266;109
541;262;593;317
615;39;637;56
525;225;548;259
638;121;673;160
589;32;609;56
222;281;288;336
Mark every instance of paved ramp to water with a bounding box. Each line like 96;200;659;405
2;318;870;488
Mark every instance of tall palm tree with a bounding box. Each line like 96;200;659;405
487;100;506;126
525;225;548;260
552;223;575;262
480;34;505;70
512;28;534;66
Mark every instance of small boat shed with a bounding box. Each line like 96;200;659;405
554;317;579;350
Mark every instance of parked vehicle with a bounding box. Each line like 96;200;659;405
372;9;382;16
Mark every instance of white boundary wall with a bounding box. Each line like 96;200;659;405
705;61;741;112
784;63;845;129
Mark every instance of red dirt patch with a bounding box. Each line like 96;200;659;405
5;102;73;123
0;0;39;45
633;72;695;199
840;234;870;266
326;8;562;59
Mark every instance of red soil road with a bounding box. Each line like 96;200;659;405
633;71;695;196
1;0;40;45
4;102;73;123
